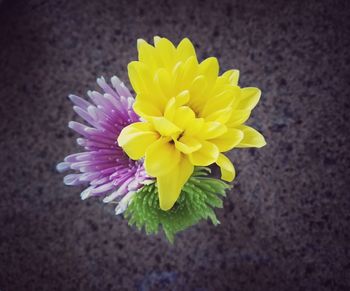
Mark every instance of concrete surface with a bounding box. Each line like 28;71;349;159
0;0;349;290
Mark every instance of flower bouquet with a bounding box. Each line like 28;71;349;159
57;37;266;242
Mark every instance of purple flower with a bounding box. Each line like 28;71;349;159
57;76;151;214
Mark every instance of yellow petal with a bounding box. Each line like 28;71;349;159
205;107;233;124
164;91;191;121
227;110;251;127
175;90;190;106
134;86;168;114
209;75;231;97
128;61;142;94
151;116;182;136
157;155;194;210
137;39;159;70
153;35;161;45
201;88;236;117
128;61;153;95
229;70;240;86
172;61;184;90
188;75;206;111
164;97;177;121
236;125;266;148
189;141;219;166
236;87;261;111
117;122;159;160
197;121;227;140
154;68;173;99
210;128;244;152
198;57;219;85
179;56;198;89
173;106;196;131
183;116;204;136
222;69;240;86
145;138;180;177
154;37;175;50
137;38;147;50
133;100;162;119
221;70;233;80
176;38;196;61
216;153;235;182
174;136;202;154
190;75;206;96
154;37;176;69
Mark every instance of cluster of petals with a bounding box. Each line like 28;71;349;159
118;37;266;210
57;76;150;214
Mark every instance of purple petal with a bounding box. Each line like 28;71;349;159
58;75;149;209
69;95;91;110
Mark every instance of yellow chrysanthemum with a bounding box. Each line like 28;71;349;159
118;36;266;211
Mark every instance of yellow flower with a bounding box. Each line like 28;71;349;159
118;37;266;211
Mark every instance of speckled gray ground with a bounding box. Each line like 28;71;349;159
1;0;350;290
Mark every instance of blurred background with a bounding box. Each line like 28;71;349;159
0;0;349;290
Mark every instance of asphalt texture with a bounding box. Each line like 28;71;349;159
0;0;350;290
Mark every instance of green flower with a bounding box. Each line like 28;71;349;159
124;167;231;243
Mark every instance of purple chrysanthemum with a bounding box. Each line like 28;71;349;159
57;76;151;214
